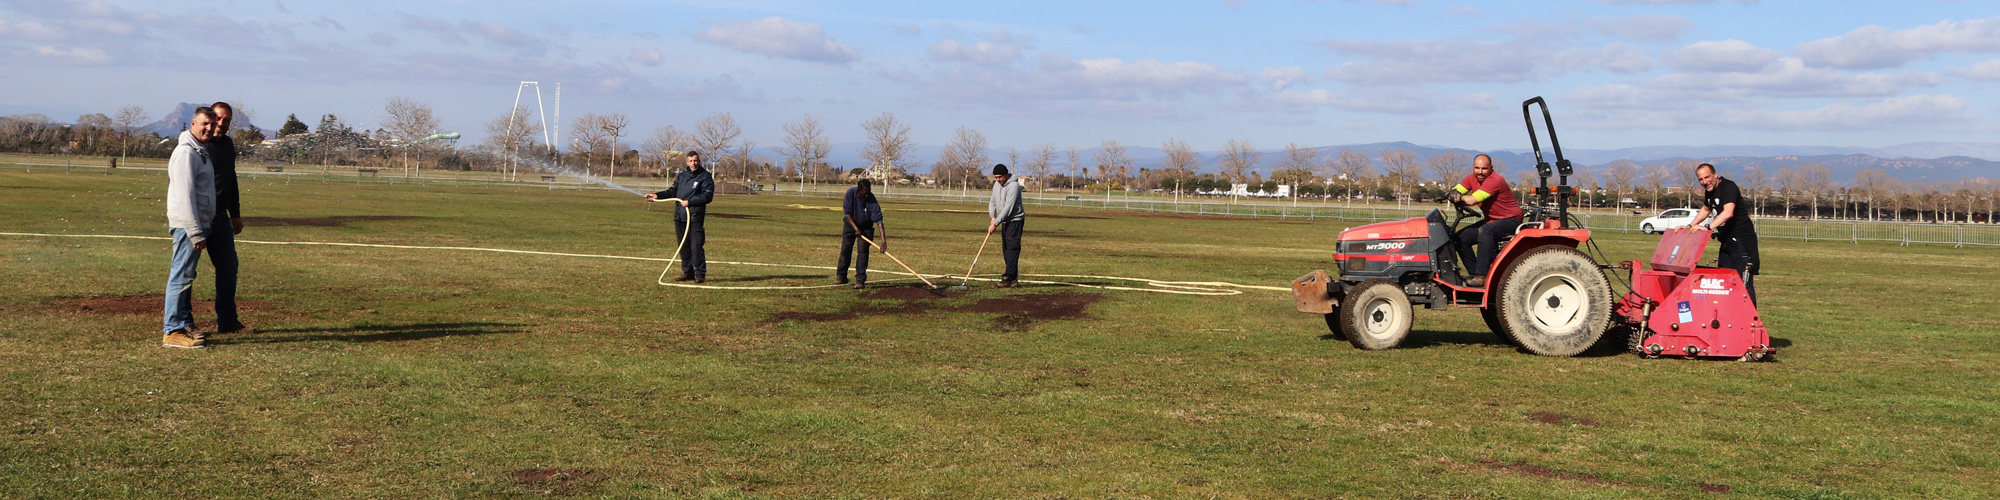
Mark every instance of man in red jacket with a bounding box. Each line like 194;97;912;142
1451;154;1522;288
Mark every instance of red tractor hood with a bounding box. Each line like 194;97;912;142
1340;217;1430;241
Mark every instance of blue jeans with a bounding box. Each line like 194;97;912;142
163;228;203;334
207;214;242;330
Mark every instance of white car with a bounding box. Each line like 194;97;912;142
1639;208;1706;234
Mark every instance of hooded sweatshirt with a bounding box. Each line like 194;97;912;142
989;177;1025;225
165;130;216;244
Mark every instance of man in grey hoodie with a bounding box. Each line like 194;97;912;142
162;107;219;349
987;164;1026;288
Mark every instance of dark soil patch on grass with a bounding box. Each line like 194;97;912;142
1033;213;1108;220
510;468;604;495
1526;411;1601;427
239;215;417;227
1474;458;1630;487
707;213;759;219
765;289;1102;331
1698;483;1733;493
1135;212;1238;221
61;295;273;316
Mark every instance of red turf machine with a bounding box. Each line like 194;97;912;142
1613;227;1776;361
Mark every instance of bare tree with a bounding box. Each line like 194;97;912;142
859;113;912;183
1160;139;1199;181
383;97;442;175
1639;165;1670;210
781;114;831;186
1093;140;1131;190
935;126;990;190
1852;168;1890;220
112;105;149;162
1775;166;1800;219
1220;139;1260;188
1571;170;1600;208
1424;150;1470;194
1065;146;1082;191
693;112;741;169
1605;160;1640;210
641;125;691;176
1798;163;1831;219
483;106;542;180
1740;165;1769;217
568;114;608;175
1379;148;1421;204
1670;160;1702;207
598;113;629;178
1330;148;1372;204
1028;144;1058;190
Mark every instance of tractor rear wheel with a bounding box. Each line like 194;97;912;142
1340;279;1412;350
1481;305;1522;348
1322;313;1346;341
1496;247;1612;357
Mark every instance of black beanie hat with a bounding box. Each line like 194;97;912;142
992;163;1010;176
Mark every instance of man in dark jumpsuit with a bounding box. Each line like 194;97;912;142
1680;162;1761;305
1450;154;1523;288
645;151;715;283
206;102;252;334
836;179;887;289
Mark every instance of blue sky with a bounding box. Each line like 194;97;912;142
2;0;1996;153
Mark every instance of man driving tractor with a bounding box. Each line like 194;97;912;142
1449;153;1523;288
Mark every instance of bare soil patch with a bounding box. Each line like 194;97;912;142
61;295;273;316
1698;483;1733;493
1473;458;1631;487
509;468;604;495
765;289;1103;331
239;215;417;227
1526;411;1601;427
1032;213;1108;220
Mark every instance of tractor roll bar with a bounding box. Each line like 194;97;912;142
1521;96;1574;226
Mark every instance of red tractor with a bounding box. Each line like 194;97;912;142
1291;97;1774;360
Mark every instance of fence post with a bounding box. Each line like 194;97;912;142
1804;220;1810;242
1957;226;1965;248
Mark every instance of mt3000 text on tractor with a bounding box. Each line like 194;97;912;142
1290;97;1775;360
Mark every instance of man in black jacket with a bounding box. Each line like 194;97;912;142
645;151;716;283
836;179;886;289
206;102;252;334
1679;163;1761;305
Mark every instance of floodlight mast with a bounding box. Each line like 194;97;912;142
507;81;557;182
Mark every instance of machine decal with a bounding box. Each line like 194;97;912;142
1677;301;1693;323
1692;277;1730;295
1366;242;1408;251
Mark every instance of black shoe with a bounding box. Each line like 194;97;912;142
834;277;849;285
695;275;706;284
673;275;695;282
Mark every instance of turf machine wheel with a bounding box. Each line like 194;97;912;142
1496;247;1612;357
1340;279;1413;350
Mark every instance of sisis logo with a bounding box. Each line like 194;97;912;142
1366;241;1408;251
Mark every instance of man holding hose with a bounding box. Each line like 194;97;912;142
988;164;1026;288
836;179;886;289
645;151;715;283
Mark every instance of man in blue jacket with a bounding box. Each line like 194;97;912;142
645;151;716;283
836;179;887;289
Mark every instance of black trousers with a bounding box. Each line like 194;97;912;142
675;218;706;277
1455;217;1521;277
1718;233;1760;306
206;213;242;330
837;226;873;282
1000;219;1024;280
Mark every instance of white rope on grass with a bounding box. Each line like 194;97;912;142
3;231;1287;296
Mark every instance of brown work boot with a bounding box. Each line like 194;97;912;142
834;277;849;285
1465;275;1486;288
162;329;206;349
852;281;866;289
673;275;695;282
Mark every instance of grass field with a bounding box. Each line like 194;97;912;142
4;165;1998;499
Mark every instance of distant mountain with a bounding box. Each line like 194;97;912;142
140;102;267;137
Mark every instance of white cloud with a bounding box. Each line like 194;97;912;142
1443;6;1482;18
928;29;1028;66
1258;66;1315;90
630;48;663;67
1795;17;2000;70
0;19;67;41
1588;14;1693;43
1666;39;1782;72
1570;94;1968;132
896;52;1243;119
1555;43;1653;73
28;44;111;64
693;17;858;64
1322;38;1652;85
1952;57;2000;80
1653;58;1936;98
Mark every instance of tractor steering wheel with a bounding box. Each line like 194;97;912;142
1446;196;1482;227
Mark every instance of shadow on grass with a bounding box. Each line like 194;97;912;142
218;322;525;345
1312;329;1513;349
704;274;827;283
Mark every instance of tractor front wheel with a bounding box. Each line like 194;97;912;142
1497;247;1612;357
1341;279;1412;350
